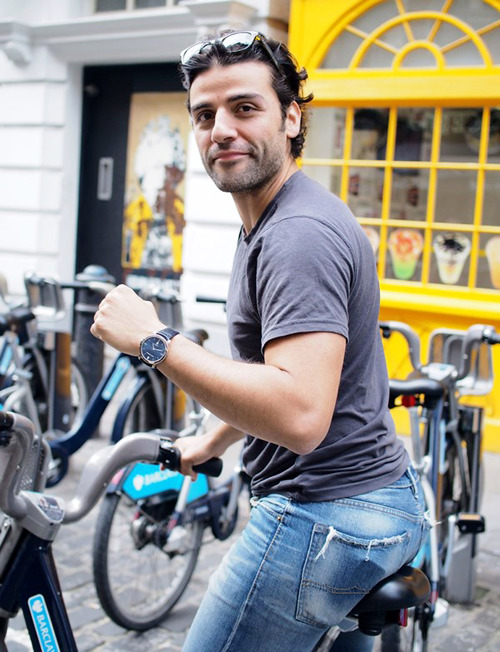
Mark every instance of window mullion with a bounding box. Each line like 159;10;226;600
340;108;355;203
378;107;397;278
469;107;490;288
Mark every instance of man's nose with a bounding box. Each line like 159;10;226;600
211;109;237;143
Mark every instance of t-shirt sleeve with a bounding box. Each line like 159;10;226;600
256;216;353;349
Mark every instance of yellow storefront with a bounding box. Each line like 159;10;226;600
289;0;500;450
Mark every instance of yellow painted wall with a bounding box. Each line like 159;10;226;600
289;0;500;450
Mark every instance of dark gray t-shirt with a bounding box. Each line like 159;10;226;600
226;170;408;501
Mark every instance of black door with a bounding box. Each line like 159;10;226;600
76;63;184;283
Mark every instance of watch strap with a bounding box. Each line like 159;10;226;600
157;327;179;341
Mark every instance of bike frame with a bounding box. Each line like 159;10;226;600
0;411;207;652
106;433;247;547
0;313;75;434
408;392;444;621
48;353;167;484
0;330;43;434
1;530;77;651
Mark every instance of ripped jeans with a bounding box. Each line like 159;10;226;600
182;466;429;652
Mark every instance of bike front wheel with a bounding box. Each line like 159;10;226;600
23;354;89;431
93;491;204;631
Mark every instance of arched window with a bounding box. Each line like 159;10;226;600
300;0;500;294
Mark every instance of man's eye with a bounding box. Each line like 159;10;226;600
195;111;213;124
238;104;255;114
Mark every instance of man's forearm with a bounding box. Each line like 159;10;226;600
206;421;245;457
159;336;290;444
91;285;343;455
156;331;340;456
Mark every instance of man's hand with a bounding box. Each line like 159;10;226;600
91;284;164;354
174;423;244;479
173;434;220;480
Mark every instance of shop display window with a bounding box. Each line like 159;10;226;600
303;105;500;293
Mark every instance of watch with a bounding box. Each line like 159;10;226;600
138;328;179;368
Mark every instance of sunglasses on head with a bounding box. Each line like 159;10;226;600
180;30;282;74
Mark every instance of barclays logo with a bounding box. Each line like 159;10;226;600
28;594;60;652
132;467;176;492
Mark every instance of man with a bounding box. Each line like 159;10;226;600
91;30;428;651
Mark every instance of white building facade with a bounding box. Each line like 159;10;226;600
0;0;290;354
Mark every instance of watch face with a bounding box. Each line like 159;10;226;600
140;335;167;365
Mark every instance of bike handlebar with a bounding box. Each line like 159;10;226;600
380;320;499;384
0;410;223;525
158;440;223;478
0;306;37;342
379;321;422;372
455;324;500;381
196;295;227;305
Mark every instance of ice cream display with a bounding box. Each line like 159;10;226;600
433;232;471;285
362;226;380;257
485;236;500;289
387;229;424;280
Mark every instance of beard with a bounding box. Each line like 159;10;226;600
203;130;287;194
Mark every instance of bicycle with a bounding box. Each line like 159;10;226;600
92;415;252;630
0;274;89;435
0;409;431;650
0;409;222;652
0;272;205;488
45;321;208;487
377;320;500;650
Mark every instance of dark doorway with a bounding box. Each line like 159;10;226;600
76;63;184;283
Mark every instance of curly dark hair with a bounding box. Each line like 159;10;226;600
178;31;313;159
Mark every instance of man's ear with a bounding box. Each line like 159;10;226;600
285;101;301;139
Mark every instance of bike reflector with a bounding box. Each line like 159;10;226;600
122;462;209;502
402;395;417;408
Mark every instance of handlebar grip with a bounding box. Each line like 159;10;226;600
485;331;500;345
457;324;498;380
193;457;223;477
158;439;223;477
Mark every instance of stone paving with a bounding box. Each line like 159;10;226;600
4;433;500;651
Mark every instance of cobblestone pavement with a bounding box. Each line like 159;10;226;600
5;433;500;651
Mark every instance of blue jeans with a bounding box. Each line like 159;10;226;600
183;466;429;652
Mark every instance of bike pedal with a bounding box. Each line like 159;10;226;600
456;512;486;534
